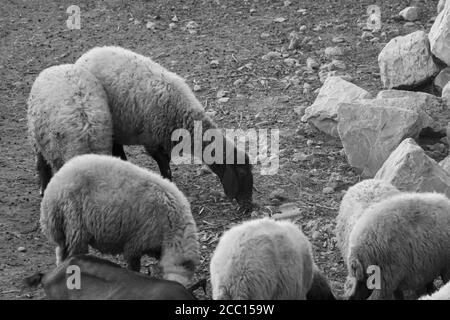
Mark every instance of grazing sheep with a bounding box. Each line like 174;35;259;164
335;179;400;265
75;46;253;212
306;265;336;300
345;192;450;300
210;218;314;300
23;255;197;300
40;154;200;287
27;64;114;195
420;281;450;300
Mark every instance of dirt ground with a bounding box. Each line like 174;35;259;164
0;0;441;300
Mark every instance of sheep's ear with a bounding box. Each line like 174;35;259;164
222;166;238;199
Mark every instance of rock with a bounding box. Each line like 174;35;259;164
376;89;447;132
439;154;450;173
361;31;373;40
302;76;372;137
378;31;439;89
324;46;344;57
146;21;156;30
288;31;300;50
193;84;201;92
168;22;176;30
337;99;431;177
322;186;334;194
434;67;450;94
375;138;450;197
303;82;312;94
217;97;230;103
306;57;319;70
274;17;287;23
399;7;419;21
270;188;287;200
294;105;307;116
205;110;217;118
443;82;450;107
306;139;314;146
429;0;450;65
299;25;307;32
262;51;282;60
17;247;26;252
216;89;229;98
311;231;321;240
233;78;244;87
171;15;179;22
186;20;198;29
260;32;270;39
284;58;298;66
210;59;220;68
438;0;446;14
332;36;345;43
292;152;310;162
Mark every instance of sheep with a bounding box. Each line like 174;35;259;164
420;281;450;300
345;192;450;300
335;179;400;266
210;218;314;300
306;265;336;300
27;64;115;195
75;46;253;212
23;255;197;300
40;154;200;287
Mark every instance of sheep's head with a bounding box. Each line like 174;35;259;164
344;259;372;300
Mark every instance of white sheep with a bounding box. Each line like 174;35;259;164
345;192;450;300
210;218;314;300
420;281;450;300
335;179;400;266
75;46;253;212
40;154;200;287
27;64;113;195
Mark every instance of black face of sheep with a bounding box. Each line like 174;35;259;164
307;270;336;300
212;161;253;213
345;277;372;300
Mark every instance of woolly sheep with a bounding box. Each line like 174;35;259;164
210;218;314;300
345;192;450;300
27;64;114;195
75;46;253;212
335;179;400;265
420;281;450;300
23;255;197;300
40;154;200;287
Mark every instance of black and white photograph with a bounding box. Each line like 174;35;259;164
1;0;449;309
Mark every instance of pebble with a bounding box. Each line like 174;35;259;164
217;97;230;103
306;139;314;146
193;84;201;92
210;59;220;68
322;186;334;194
18;247;26;252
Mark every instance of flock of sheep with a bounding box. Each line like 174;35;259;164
23;45;450;300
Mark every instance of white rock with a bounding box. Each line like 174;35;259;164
375;138;450;197
442;82;450;107
17;247;26;252
399;6;419;21
429;0;450;65
146;21;156;30
379;30;439;89
274;17;287;23
306;57;319;70
438;0;447;14
337;99;432;177
217;97;230;103
302;76;372;137
434;67;450;94
186;20;199;29
288;31;300;50
324;46;344;57
262;51;282;60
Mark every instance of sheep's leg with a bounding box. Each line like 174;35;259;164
112;142;127;161
55;246;67;266
37;152;52;196
146;147;172;180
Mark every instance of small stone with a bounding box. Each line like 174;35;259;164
292;152;309;162
260;32;270;39
399;6;419;21
18;247;26;252
303;82;312;94
210;59;220;68
313;25;322;31
216;89;229;98
217;97;230;103
250;8;256;14
312;231;321;240
306;57;319;70
168;22;176;29
322;186;334;194
171;15;179;22
284;58;298;66
332;36;345;43
146;21;156;30
262;51;282;60
324;46;344;57
193;84;201;92
270;188;287;200
233;78;244;86
299;25;307;31
306;139;314;146
274;17;287;23
205;111;217;118
361;31;373;40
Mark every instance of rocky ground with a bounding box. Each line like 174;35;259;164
0;0;443;300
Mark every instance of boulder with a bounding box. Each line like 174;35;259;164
337;99;431;177
433;67;450;94
301;76;372;137
429;0;450;65
378;31;439;89
375;138;450;197
376;89;448;132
